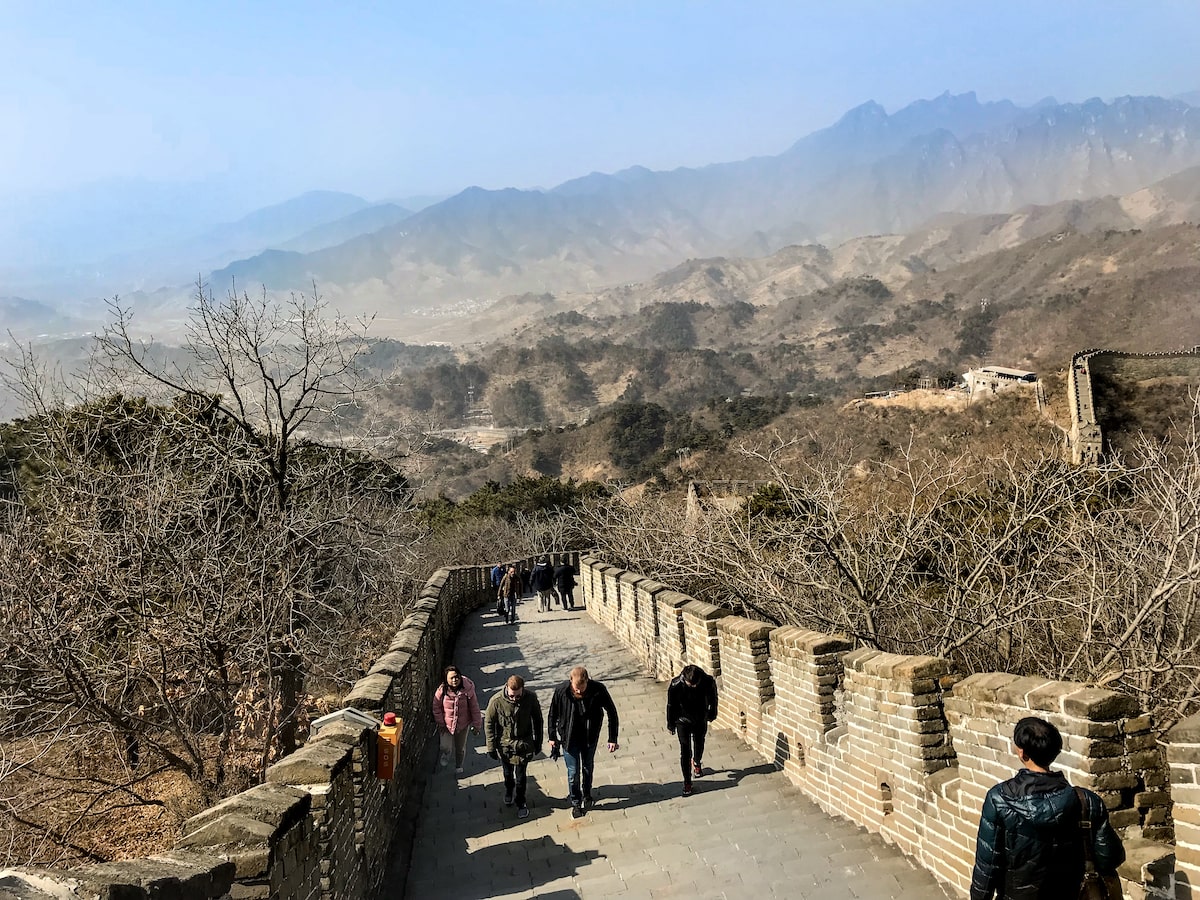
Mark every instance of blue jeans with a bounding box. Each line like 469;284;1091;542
563;743;597;805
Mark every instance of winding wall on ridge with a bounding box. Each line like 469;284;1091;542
1067;348;1200;464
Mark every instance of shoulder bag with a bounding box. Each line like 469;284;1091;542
1075;786;1122;900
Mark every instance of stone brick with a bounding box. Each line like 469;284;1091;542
951;672;1021;703
1061;687;1138;720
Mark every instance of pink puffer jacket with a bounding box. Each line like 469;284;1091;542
432;676;483;735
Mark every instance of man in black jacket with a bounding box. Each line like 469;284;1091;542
530;558;558;612
553;562;577;610
547;666;619;817
970;716;1124;899
666;664;718;796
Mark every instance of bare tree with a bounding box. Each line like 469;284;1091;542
581;407;1200;733
0;283;421;865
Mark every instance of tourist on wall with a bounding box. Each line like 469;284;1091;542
490;561;505;596
530;557;558;612
554;561;577;610
665;664;718;796
431;664;482;775
547;666;619;818
970;716;1125;900
484;674;543;819
499;564;521;625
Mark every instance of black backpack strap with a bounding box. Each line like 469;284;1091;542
1075;786;1098;872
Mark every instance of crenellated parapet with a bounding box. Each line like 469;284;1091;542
0;560;555;900
579;554;1182;899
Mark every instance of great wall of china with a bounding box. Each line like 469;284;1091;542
1067;348;1200;464
7;550;1200;899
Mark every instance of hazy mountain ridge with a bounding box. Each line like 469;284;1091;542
6;91;1200;343
207;94;1200;320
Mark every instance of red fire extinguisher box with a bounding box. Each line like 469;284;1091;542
377;712;403;780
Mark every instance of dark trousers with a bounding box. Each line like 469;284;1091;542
501;757;528;805
678;722;707;784
563;742;598;804
560;588;575;609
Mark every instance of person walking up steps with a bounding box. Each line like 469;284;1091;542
484;674;543;819
531;557;557;612
554;560;577;610
499;564;520;625
547;666;619;818
666;664;718;796
432;664;482;775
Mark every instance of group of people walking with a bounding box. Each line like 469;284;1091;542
490;558;578;623
434;566;1126;899
430;659;714;820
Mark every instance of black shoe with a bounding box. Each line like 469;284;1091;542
583;794;594;809
504;791;514;806
682;783;693;797
571;803;584;818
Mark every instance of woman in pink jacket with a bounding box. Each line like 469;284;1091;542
432;664;483;774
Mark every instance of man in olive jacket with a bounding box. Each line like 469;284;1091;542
484;674;543;819
970;716;1124;900
547;666;619;817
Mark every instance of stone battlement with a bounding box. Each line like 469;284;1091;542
579;554;1187;899
0;555;579;900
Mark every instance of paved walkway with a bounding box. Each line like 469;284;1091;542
401;598;952;899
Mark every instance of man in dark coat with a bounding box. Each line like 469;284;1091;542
554;562;577;610
970;716;1124;899
530;558;558;612
665;664;718;796
547;666;619;817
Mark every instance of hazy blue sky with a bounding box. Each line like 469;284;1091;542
4;1;1199;210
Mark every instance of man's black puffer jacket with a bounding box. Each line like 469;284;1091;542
970;769;1124;900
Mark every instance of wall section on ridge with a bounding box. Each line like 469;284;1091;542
580;554;1179;900
0;562;514;900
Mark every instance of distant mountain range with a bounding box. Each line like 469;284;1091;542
3;90;1199;341
207;92;1200;321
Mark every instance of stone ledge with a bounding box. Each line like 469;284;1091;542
344;673;392;710
637;578;671;596
1169;712;1200;745
770;626;853;655
718;616;774;641
1118;837;1174;887
657;591;694;609
74;853;236;900
682;600;730;621
368;650;414;677
267;740;352;786
183;783;310;839
0;871;79;899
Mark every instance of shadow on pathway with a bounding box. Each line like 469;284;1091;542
400;600;953;899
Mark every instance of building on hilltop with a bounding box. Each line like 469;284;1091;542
962;365;1038;399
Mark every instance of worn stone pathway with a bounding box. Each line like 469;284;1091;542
401;597;952;899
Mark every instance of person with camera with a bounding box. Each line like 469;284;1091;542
484;674;543;819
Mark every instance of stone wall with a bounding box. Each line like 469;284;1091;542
0;563;501;900
1067;347;1200;464
580;554;1180;900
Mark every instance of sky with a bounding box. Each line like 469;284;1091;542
4;1;1200;213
